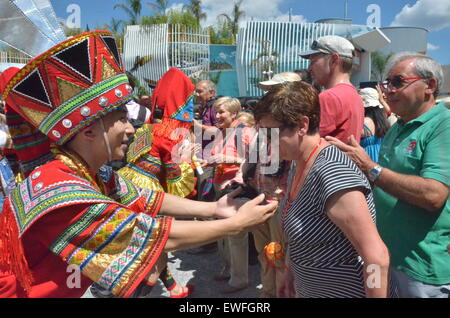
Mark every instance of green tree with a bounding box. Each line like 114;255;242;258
218;0;245;39
114;0;142;25
209;19;234;44
140;14;168;25
146;0;169;15
167;10;199;27
371;51;393;81
65;27;85;37
183;0;207;25
107;17;124;36
141;8;199;28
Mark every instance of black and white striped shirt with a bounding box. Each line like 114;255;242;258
284;145;376;298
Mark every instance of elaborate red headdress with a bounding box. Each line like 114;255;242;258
0;31;133;176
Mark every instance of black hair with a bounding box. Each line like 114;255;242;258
294;69;312;83
153;108;163;120
364;107;390;138
115;104;128;113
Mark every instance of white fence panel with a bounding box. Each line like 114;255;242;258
124;24;169;90
236;21;336;97
124;24;210;91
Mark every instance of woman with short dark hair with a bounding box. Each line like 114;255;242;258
254;81;396;298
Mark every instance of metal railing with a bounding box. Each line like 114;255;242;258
236;21;335;97
124;24;210;91
0;51;31;64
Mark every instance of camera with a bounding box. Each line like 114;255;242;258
219;182;261;201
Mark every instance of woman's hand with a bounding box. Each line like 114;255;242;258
376;84;392;114
231;194;278;232
277;267;296;298
178;142;202;161
207;154;224;164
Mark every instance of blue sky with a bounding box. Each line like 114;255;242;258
52;0;450;65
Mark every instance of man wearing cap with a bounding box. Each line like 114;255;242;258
0;31;277;298
300;35;364;143
327;52;450;298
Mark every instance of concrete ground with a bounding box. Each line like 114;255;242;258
82;246;262;298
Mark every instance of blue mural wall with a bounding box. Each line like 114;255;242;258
209;45;240;97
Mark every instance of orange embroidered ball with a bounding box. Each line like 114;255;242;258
264;242;284;263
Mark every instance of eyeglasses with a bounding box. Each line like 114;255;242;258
380;76;430;91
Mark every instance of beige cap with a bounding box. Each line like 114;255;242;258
359;87;383;108
259;72;301;91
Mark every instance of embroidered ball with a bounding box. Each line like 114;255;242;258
264;241;284;263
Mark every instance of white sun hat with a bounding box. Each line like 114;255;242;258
259;72;301;91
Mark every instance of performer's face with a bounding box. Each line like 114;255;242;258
101;107;135;161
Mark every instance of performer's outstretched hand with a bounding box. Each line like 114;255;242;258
232;194;278;232
214;186;244;218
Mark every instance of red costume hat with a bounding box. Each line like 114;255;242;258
150;67;195;127
0;31;133;176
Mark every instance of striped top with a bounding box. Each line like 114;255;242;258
284;145;376;298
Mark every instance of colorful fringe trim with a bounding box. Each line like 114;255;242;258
0;203;34;295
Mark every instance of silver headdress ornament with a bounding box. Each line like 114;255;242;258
0;0;67;57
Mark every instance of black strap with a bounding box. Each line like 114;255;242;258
137;105;148;123
363;124;374;137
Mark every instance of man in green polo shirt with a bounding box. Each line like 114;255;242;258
327;52;449;298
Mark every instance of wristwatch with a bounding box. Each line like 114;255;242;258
368;165;383;183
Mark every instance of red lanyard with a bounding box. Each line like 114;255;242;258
282;139;322;231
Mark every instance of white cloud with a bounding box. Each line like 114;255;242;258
390;0;450;31
427;43;440;51
174;0;308;27
273;14;308;24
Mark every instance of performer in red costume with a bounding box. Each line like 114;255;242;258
119;68;199;298
0;31;277;298
120;68;197;198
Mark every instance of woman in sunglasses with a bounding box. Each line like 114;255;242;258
254;81;397;298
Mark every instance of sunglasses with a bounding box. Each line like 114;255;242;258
311;40;321;51
380;76;430;91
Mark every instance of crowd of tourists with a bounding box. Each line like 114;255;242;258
0;31;448;299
